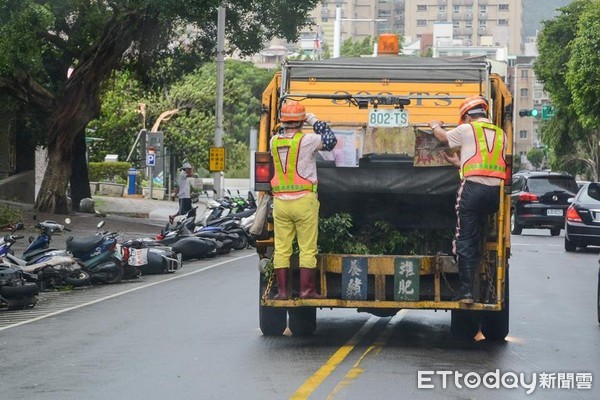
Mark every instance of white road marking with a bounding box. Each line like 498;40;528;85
0;253;256;332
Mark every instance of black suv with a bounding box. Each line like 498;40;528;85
510;171;578;236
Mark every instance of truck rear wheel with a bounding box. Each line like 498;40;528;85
259;275;287;336
450;310;479;339
481;270;510;341
288;307;317;336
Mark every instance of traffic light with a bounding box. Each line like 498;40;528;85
519;109;539;118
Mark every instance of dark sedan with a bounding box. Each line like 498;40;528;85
565;182;600;251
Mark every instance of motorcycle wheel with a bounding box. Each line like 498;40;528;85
232;233;248;250
64;270;92;287
104;257;125;284
94;257;124;284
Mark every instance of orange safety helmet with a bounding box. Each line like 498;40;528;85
280;100;306;122
458;95;489;123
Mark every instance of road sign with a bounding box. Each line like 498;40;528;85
146;153;155;167
209;147;225;172
542;105;556;120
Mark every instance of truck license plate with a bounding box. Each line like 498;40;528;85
547;209;563;216
368;109;409;128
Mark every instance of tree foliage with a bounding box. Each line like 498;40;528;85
0;0;319;213
534;0;598;177
89;60;274;178
340;36;375;57
526;147;544;170
566;2;600;130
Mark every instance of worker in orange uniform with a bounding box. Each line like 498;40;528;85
428;95;507;304
270;100;337;299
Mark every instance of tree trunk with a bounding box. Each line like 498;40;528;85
70;130;91;211
34;12;143;213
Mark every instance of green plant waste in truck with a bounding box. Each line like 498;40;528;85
253;40;514;340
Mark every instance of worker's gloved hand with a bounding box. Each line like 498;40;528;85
426;120;443;135
305;113;318;126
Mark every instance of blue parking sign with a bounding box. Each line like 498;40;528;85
146;153;155;166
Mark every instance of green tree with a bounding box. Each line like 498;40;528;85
566;2;600;130
340;36;375;57
534;0;594;176
87;70;145;164
0;0;319;213
89;60;273;178
526;147;544;170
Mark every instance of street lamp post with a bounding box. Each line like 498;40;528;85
214;4;226;199
332;6;387;58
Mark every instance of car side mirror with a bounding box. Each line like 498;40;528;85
567;197;574;204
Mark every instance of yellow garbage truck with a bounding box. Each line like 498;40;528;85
253;44;513;340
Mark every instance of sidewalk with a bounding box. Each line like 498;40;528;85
92;195;195;222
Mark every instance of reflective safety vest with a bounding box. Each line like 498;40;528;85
270;133;317;194
462;121;507;179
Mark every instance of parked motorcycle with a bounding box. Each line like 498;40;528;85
0;262;38;310
1;224;90;290
66;221;124;284
20;218;70;263
118;238;183;275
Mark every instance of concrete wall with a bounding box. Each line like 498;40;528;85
0;170;35;203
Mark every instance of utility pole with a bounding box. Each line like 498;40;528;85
332;6;386;59
213;4;226;199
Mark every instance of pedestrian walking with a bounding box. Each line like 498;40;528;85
169;162;193;223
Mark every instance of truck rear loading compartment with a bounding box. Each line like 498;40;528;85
316;159;460;230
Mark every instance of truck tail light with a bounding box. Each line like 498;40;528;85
255;152;273;192
518;192;539;202
566;205;582;222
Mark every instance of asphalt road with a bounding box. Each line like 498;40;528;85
1;230;599;400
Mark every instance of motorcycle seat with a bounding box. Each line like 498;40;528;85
66;235;104;253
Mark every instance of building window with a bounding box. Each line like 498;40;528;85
480;5;487;13
479;20;487;28
453;5;460;13
466;21;472;28
521;70;528;78
417;5;427;12
519;130;527;139
498;19;508;25
417;19;427;26
520;88;528;97
439;5;446;12
453;21;460;29
499;4;509;11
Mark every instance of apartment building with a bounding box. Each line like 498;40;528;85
507;55;550;164
299;0;406;54
404;0;522;55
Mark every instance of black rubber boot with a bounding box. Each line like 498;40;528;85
273;268;289;300
453;265;474;304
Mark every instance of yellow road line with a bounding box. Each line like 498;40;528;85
326;310;408;399
290;316;380;400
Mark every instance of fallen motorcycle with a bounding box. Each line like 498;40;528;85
0;262;38;310
66;221;124;284
1;224;90;290
119;238;182;275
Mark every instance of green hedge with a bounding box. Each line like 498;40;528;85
88;162;132;182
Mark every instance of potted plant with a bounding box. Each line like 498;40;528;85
141;179;166;200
